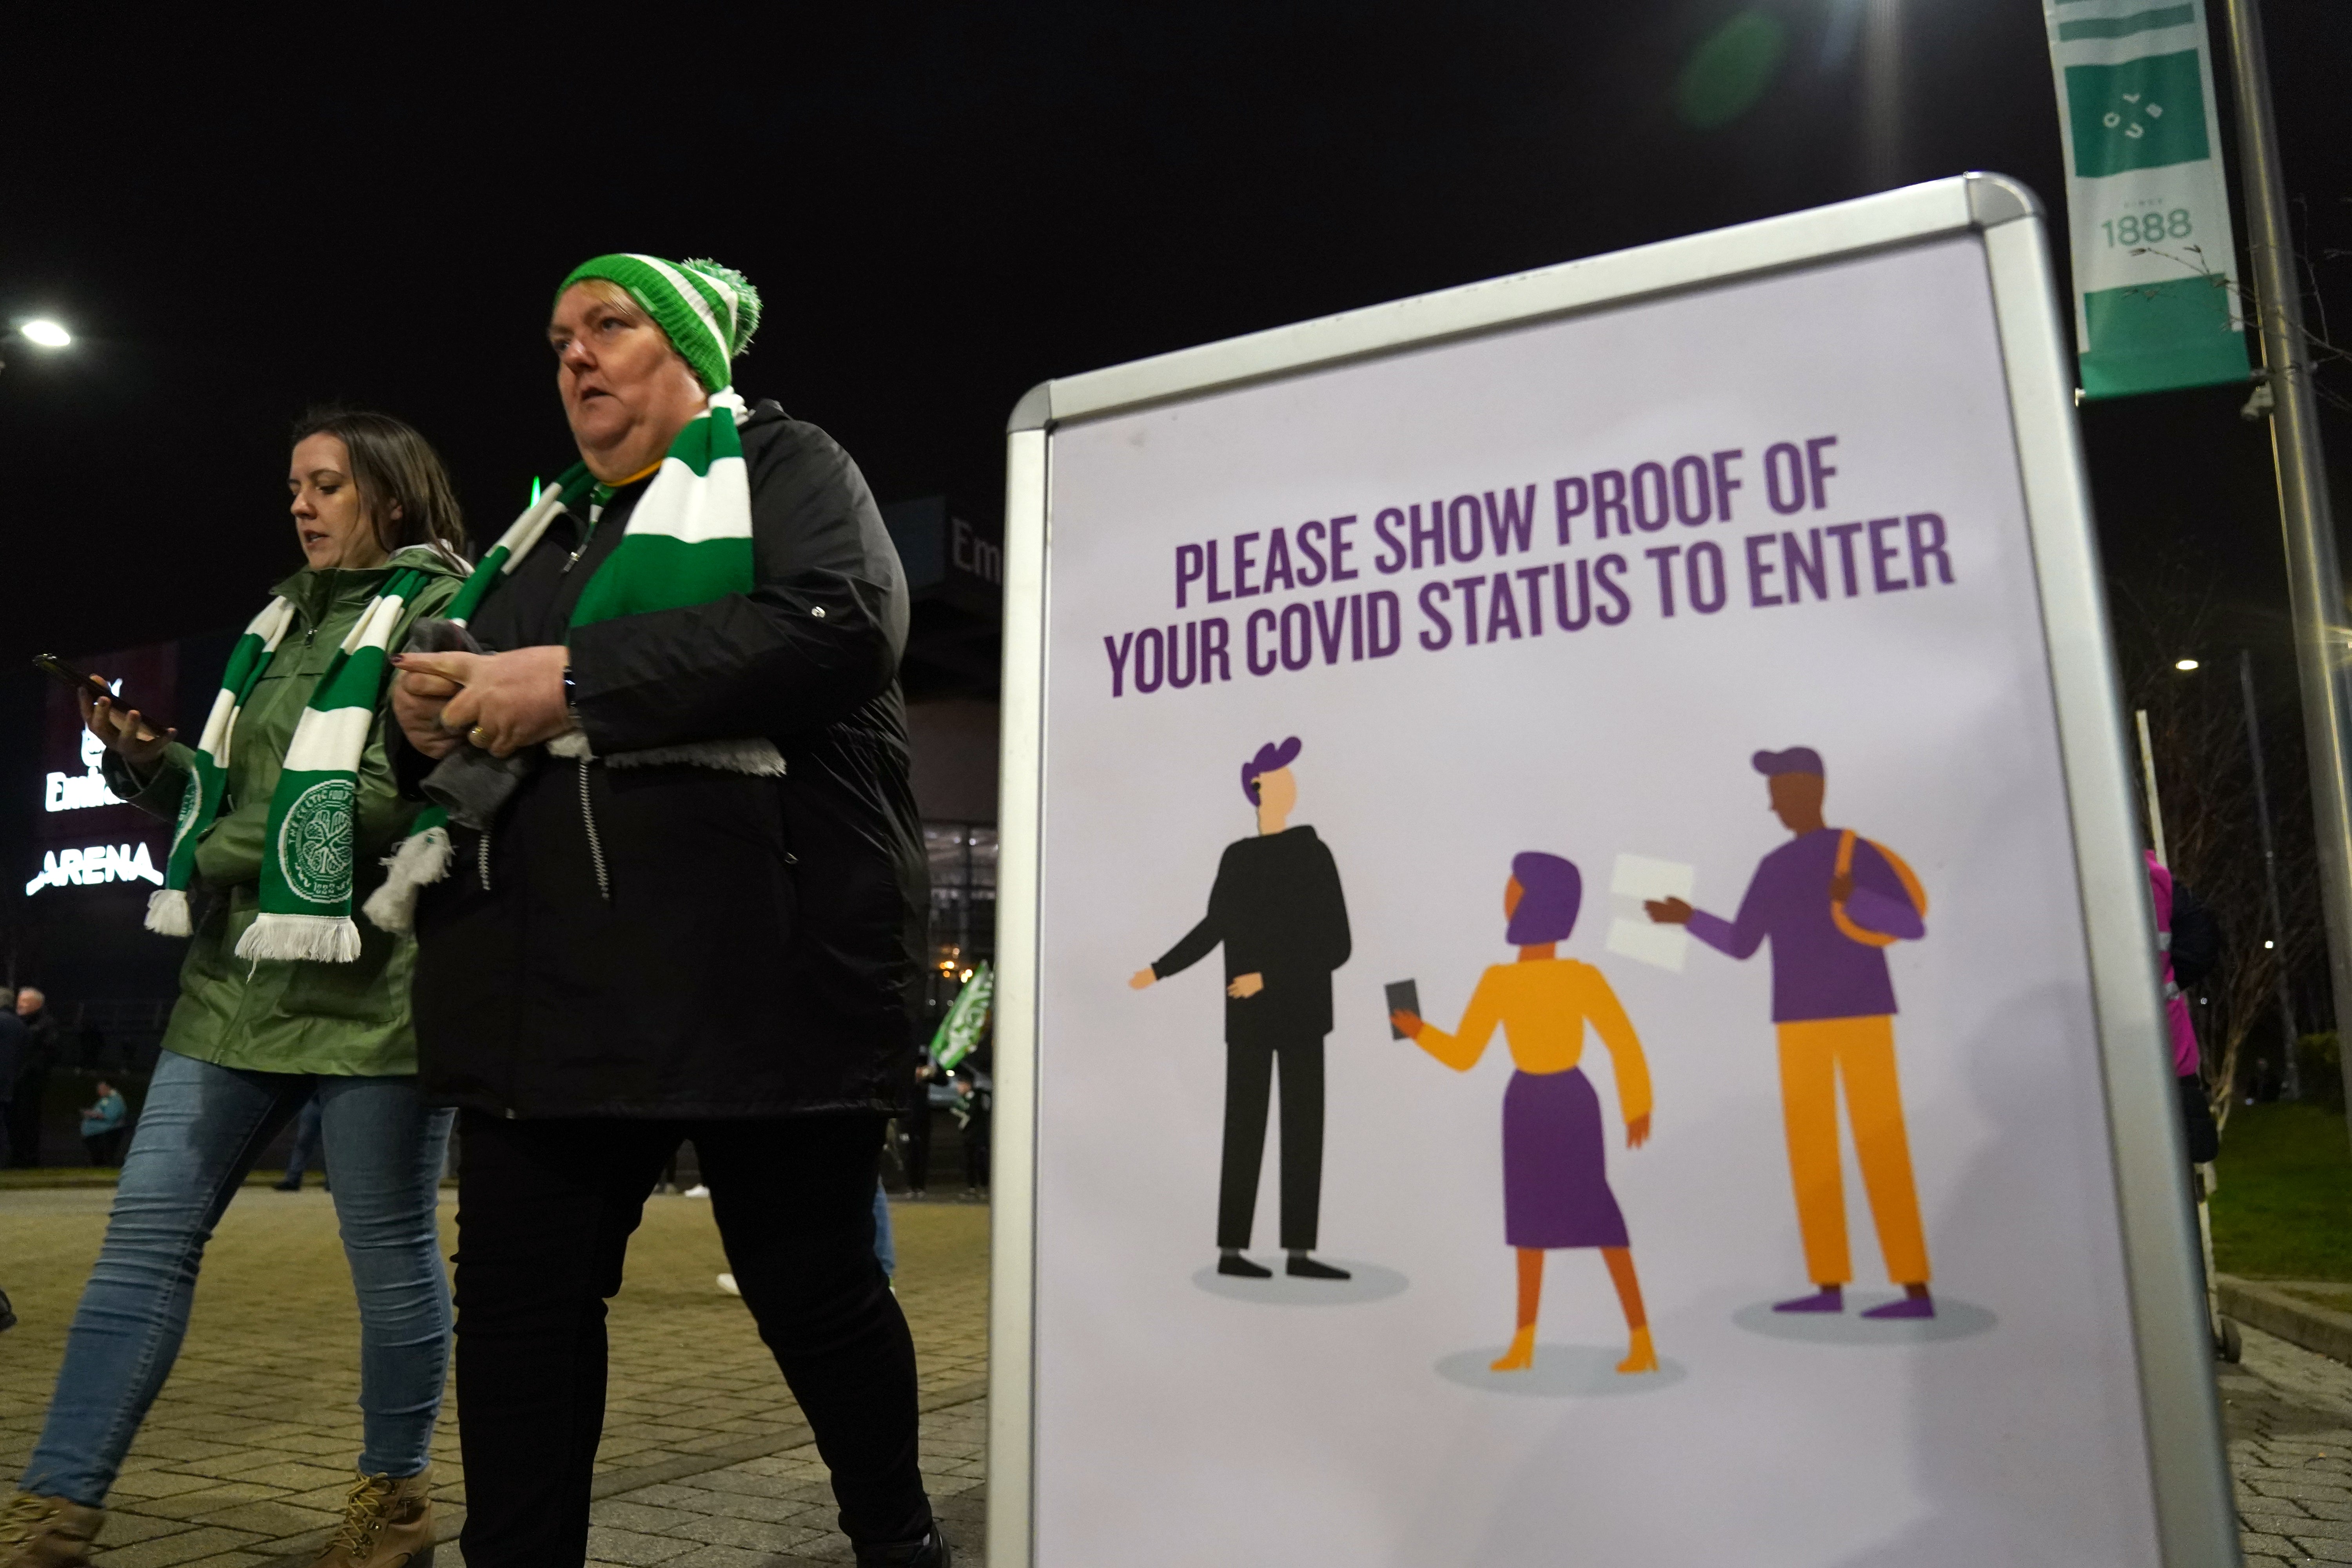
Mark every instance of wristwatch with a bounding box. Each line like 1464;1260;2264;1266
561;660;583;730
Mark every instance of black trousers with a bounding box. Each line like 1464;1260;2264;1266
453;1111;931;1566
960;1103;990;1191
1217;1034;1325;1251
2175;1073;2221;1165
7;1068;44;1164
2176;1074;2220;1334
903;1074;933;1193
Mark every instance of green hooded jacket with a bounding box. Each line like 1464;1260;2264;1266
105;548;466;1077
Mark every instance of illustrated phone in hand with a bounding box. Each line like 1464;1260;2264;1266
1385;979;1421;1039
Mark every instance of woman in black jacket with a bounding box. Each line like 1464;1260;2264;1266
390;256;942;1568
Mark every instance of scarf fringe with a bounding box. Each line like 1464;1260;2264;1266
234;913;363;964
548;731;785;777
146;888;193;937
361;826;454;935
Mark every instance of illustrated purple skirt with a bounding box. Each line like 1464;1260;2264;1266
1501;1067;1629;1249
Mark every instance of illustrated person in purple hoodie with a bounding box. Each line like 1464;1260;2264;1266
1648;747;1936;1319
1130;737;1354;1281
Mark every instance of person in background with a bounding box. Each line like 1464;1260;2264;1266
275;1091;328;1192
0;1004;23;1172
952;1069;989;1197
2154;851;2220;1161
0;998;13;1329
2;410;469;1568
2156;853;2222;1139
904;1043;937;1198
2147;853;2223;1309
77;1085;127;1168
10;989;57;1167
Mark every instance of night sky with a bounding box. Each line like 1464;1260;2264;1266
3;2;2347;682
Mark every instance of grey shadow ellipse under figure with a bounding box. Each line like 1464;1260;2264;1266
1130;737;1354;1281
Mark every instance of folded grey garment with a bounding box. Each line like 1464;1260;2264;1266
423;748;533;831
408;618;534;831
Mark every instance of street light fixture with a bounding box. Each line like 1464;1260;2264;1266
0;316;76;375
2175;658;2201;671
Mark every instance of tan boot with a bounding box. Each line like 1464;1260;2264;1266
0;1493;105;1568
310;1468;435;1568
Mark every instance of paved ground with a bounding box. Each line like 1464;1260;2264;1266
2225;1324;2352;1567
10;1177;2352;1565
0;1186;989;1568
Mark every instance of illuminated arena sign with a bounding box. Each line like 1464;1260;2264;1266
45;725;125;812
23;652;174;902
25;842;163;896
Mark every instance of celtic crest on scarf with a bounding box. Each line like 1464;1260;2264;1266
277;779;358;905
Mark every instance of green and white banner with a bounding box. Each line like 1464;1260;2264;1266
2042;0;2249;398
931;962;994;1072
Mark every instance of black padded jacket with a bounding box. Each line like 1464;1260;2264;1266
397;401;926;1119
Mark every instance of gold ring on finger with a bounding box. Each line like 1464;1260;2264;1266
470;725;489;746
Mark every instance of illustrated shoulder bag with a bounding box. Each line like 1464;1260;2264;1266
1830;829;1929;948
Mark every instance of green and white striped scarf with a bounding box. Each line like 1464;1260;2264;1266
438;385;782;776
149;558;437;962
364;390;784;929
363;254;781;929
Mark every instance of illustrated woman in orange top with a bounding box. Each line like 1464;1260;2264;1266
1392;853;1658;1375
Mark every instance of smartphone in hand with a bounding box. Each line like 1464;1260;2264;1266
35;654;165;734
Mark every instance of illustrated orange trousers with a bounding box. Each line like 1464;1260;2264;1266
1775;1015;1931;1287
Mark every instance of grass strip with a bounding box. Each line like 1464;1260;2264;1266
2210;1102;2352;1283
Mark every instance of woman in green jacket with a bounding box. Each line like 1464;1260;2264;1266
3;412;468;1568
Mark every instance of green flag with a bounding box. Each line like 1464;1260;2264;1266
2042;2;2249;398
931;963;995;1072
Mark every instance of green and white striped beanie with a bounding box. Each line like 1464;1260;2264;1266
556;254;762;395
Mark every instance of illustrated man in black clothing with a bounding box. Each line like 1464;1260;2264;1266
1130;736;1354;1280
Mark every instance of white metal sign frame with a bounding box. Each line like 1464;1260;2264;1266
989;172;2235;1567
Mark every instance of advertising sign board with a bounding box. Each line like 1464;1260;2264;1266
987;176;2234;1566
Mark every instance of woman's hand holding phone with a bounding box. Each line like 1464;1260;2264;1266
80;686;174;773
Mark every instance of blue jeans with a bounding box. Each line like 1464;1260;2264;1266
283;1093;327;1185
21;1051;454;1504
873;1179;895;1279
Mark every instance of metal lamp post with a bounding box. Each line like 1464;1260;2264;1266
2238;650;2301;1099
2219;0;2352;1145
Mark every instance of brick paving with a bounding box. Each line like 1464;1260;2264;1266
14;1172;2352;1566
2223;1323;2352;1567
548;1395;986;1568
0;1185;989;1568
